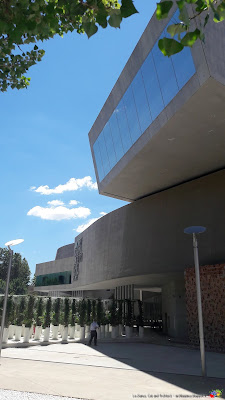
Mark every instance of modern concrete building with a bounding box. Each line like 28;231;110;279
35;5;225;342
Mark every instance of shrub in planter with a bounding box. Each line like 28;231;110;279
137;300;144;338
43;297;52;342
91;300;96;321
2;296;13;343
23;296;35;342
86;299;91;326
109;297;118;339
79;299;86;341
62;298;70;342
15;296;26;341
70;299;76;339
125;299;134;338
51;298;60;340
34;297;44;340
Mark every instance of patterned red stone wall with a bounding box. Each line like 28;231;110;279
185;264;225;352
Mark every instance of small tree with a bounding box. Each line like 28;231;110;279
52;298;61;326
70;299;76;327
24;296;35;327
109;297;118;327
97;298;104;326
16;296;26;326
125;299;133;327
117;300;123;325
137;300;144;328
63;298;70;327
79;299;86;327
5;296;13;328
35;297;44;326
86;299;91;326
43;297;52;329
91;300;96;321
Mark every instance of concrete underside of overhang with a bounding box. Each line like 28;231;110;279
35;271;184;293
100;77;225;202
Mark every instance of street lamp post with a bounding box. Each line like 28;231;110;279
184;226;206;377
0;239;24;360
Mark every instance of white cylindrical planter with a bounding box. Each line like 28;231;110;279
62;326;68;342
76;324;80;331
30;325;34;339
68;325;71;337
105;324;109;333
70;326;75;339
43;327;50;342
80;326;85;341
139;326;144;338
21;324;25;337
34;326;42;340
85;325;90;338
3;328;9;343
15;326;22;341
23;327;30;343
115;325;119;337
52;325;59;340
111;326;117;339
109;324;112;332
8;325;14;340
125;326;132;338
100;325;105;339
119;324;123;336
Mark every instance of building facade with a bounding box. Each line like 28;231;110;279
35;5;225;342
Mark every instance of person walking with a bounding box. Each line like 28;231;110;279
88;320;99;346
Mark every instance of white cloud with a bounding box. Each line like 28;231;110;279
30;176;97;195
69;200;79;206
27;205;91;221
76;218;100;233
75;212;107;233
47;200;64;206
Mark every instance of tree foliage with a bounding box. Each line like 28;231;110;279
157;0;225;56
0;0;138;91
0;248;31;295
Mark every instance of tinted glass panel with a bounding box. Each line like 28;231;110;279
93;139;105;182
172;47;196;90
103;122;117;169
141;53;164;120
116;98;132;153
123;85;141;144
98;133;110;176
132;69;152;133
93;8;196;182
110;112;124;161
152;40;179;106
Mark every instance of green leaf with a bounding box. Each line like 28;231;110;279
176;0;185;10
108;12;122;28
167;23;186;37
121;0;138;18
158;37;184;56
156;1;173;20
196;0;207;12
213;2;225;22
82;22;98;38
180;29;201;46
179;5;190;26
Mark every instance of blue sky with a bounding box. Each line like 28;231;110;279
0;0;156;277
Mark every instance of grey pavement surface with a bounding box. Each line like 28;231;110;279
0;343;224;400
0;390;79;400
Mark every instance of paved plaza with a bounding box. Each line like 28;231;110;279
0;342;224;400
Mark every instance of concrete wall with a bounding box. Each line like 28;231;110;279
56;243;74;260
73;170;225;290
162;279;187;339
35;256;74;293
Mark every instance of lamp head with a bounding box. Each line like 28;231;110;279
184;226;206;235
5;239;24;247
